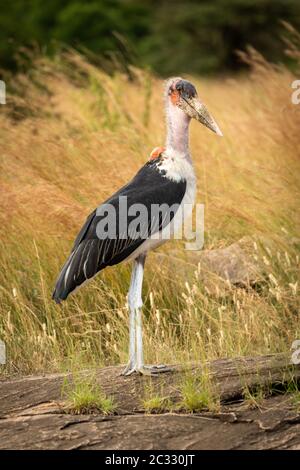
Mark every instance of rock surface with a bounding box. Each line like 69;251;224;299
167;236;265;293
197;236;262;285
0;354;300;450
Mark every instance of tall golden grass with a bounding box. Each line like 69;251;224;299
0;43;299;375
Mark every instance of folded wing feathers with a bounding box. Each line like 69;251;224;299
52;240;100;303
52;160;187;303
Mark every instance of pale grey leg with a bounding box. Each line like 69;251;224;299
121;298;136;375
121;254;145;375
136;308;143;370
121;253;172;376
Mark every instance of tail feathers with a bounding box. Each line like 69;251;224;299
52;240;102;303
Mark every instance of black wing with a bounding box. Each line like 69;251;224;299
52;159;186;302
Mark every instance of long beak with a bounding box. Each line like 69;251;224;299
182;96;223;136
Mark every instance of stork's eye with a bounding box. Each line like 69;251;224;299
175;82;183;92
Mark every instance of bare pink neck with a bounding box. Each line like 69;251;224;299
165;103;191;156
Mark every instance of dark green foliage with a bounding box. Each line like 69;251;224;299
0;0;300;74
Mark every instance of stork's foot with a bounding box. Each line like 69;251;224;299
121;361;136;376
139;364;173;376
121;364;173;376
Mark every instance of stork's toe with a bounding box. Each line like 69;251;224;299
121;362;137;376
121;363;173;377
138;364;173;376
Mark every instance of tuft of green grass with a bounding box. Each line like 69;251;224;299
179;371;220;413
283;378;300;410
142;395;173;414
291;390;300;411
62;374;116;415
141;382;173;414
243;384;267;410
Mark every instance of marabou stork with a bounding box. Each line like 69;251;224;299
52;77;222;375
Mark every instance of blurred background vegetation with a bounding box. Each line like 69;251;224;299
1;0;300;374
1;0;300;76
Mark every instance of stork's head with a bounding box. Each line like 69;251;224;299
166;77;223;136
